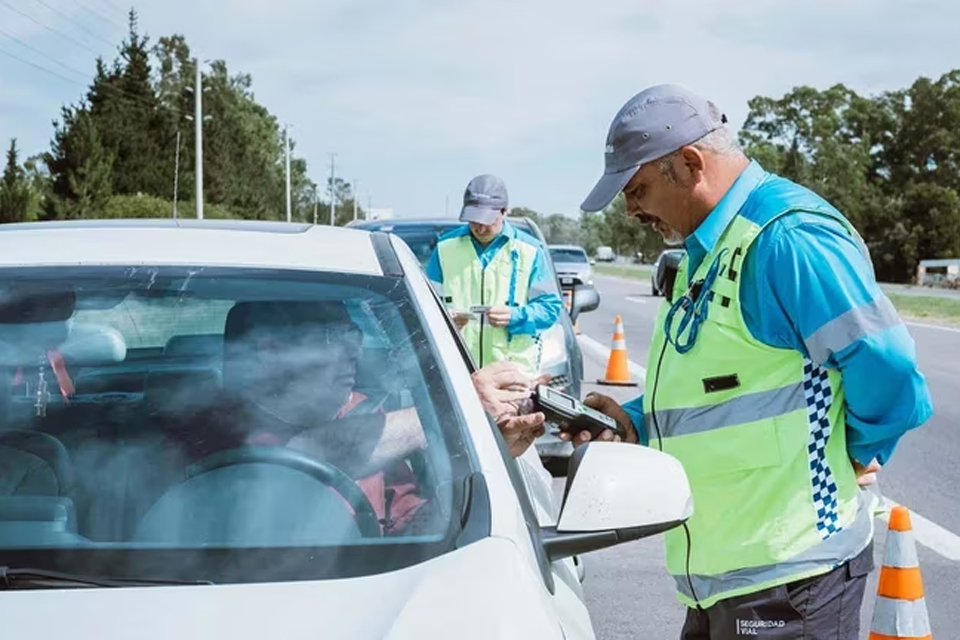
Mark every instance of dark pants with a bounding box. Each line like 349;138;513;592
680;542;874;639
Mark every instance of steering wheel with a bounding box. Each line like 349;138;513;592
185;445;382;538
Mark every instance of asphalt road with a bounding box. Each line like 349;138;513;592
559;273;960;639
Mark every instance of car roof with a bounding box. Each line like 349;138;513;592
349;216;536;229
0;219;386;275
548;244;587;252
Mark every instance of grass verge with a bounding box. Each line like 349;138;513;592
594;265;960;325
886;293;960;324
594;264;654;279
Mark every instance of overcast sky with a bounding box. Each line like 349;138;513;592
1;0;957;218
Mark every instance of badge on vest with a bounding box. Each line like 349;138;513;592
702;374;740;394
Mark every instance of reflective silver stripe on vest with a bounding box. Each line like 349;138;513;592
804;296;901;366
672;490;874;604
645;381;807;440
430;280;445;298
870;596;932;638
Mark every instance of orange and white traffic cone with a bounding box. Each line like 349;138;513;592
597;315;638;387
868;506;932;640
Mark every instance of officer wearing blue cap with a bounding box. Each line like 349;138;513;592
564;84;933;639
425;174;562;378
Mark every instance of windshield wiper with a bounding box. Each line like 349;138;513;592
0;566;214;589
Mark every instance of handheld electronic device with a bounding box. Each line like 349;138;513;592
532;384;624;440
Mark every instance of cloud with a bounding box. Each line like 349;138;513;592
2;0;959;217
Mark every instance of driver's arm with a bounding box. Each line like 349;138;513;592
286;408;426;478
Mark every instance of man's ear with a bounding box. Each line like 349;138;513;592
679;145;706;183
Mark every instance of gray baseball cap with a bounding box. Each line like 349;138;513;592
460;174;508;224
580;84;728;212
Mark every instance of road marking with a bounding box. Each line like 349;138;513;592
904;321;960;334
581;333;960;563
577;334;647;383
880;497;960;562
625;296;647;304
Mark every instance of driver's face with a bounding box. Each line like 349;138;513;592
257;323;363;417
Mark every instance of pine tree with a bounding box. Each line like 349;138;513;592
43;108;113;220
0;139;31;223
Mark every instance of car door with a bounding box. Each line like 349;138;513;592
408;240;597;639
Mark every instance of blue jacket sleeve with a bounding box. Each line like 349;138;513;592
741;212;934;467
506;247;563;337
622;394;649;446
424;246;443;284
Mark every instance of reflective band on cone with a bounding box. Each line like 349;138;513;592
868;596;932;640
868;506;932;640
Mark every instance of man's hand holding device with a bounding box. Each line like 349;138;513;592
532;386;636;445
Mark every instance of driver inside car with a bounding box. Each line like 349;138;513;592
182;300;433;536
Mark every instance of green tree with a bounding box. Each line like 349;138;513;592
43;108;114;220
87;11;168;198
0;139;31;223
22;154;52;221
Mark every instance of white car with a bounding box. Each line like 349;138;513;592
0;220;693;640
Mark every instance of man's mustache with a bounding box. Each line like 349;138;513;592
633;212;658;225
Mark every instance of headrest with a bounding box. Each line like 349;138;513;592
224;301;354;344
0;321;126;367
163;334;223;359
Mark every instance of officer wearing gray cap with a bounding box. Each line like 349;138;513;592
563;84;933;639
425;174;562;378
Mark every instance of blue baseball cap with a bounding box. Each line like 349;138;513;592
460;174;508;225
580;84;728;212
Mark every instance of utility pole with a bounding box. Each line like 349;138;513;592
312;185;318;225
284;125;292;222
194;60;204;220
352;178;359;221
328;152;337;225
172;130;181;218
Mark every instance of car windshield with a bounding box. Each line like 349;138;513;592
549;248;589;264
0;265;478;585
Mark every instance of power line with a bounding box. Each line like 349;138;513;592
0;41;188;119
30;0;119;49
0;27;90;81
93;0;126;16
0;0;102;56
67;0;126;31
0;44;84;85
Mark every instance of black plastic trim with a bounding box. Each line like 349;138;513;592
541;518;687;562
370;231;403;277
454;472;492;549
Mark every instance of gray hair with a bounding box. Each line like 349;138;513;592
657;116;744;183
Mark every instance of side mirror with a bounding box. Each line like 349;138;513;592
569;284;600;323
541;442;693;562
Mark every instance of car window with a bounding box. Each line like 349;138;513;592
0;265;480;585
363;224;458;268
549;248;589;264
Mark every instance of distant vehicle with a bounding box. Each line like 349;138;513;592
651;249;686;298
548;245;595;289
347;217;599;471
595;246;615;263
